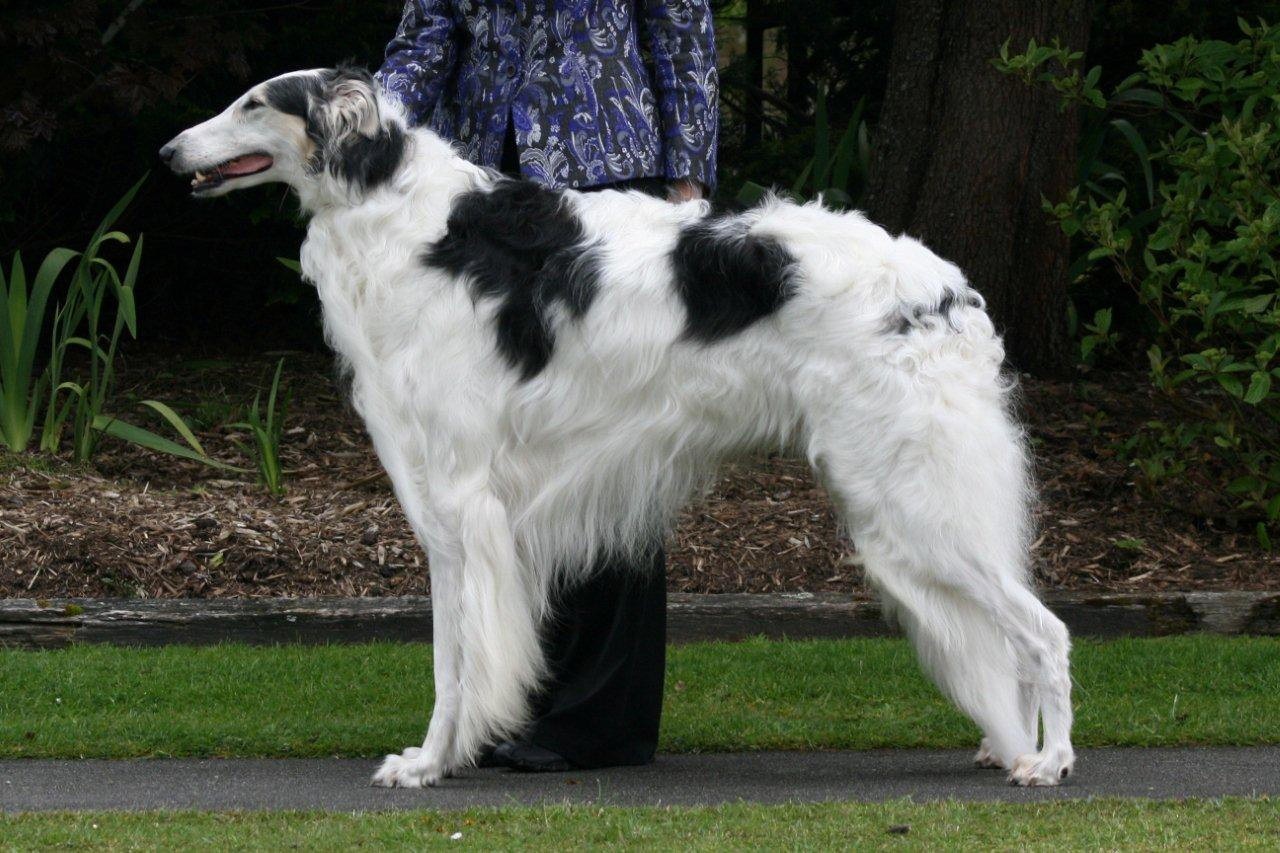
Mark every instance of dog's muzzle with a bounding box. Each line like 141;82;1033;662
158;134;275;194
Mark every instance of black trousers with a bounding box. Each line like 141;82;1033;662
500;128;668;768
526;553;667;767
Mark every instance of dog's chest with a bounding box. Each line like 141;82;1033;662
304;216;430;340
301;216;498;413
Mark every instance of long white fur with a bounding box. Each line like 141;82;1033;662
165;70;1076;788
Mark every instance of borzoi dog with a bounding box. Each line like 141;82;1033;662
161;66;1075;788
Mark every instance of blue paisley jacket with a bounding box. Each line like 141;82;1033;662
376;0;719;190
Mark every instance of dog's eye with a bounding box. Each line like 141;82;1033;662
244;97;264;111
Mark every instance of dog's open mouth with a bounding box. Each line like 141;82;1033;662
189;153;274;192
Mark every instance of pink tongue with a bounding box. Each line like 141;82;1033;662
220;154;273;176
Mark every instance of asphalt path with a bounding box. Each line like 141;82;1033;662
2;748;1278;812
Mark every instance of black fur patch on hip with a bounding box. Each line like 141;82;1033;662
671;211;798;342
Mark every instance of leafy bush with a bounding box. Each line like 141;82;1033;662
997;19;1280;546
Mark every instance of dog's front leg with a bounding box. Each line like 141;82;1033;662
372;486;544;788
360;418;465;788
371;541;464;788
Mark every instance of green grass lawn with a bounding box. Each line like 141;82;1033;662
2;635;1277;758
2;800;1278;851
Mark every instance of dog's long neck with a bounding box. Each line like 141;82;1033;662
298;115;488;366
296;111;485;217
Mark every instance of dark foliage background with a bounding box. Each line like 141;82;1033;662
0;0;1270;349
1;0;403;349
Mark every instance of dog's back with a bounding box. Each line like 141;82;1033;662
457;187;1006;580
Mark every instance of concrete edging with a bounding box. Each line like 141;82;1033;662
1;591;1277;650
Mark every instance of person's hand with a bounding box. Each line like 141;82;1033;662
667;179;704;203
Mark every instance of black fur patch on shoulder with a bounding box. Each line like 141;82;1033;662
423;180;600;380
670;211;798;342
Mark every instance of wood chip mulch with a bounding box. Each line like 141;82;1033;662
2;353;1276;600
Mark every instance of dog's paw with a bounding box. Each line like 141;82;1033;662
1007;748;1075;787
972;739;1006;770
371;748;446;788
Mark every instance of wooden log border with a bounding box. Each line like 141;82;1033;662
0;591;1277;650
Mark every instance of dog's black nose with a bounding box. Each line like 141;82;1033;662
158;143;176;164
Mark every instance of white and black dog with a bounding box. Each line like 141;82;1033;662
161;66;1075;788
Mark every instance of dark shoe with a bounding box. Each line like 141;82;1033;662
475;744;504;768
492;741;573;773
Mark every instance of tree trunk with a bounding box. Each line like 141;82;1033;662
783;9;811;119
865;0;1090;376
743;0;767;148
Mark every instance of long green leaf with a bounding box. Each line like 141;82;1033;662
22;248;79;374
139;399;207;456
93;415;242;471
39;390;77;453
1109;118;1154;207
736;181;771;206
830;97;865;195
1111;87;1164;109
0;253;11;306
830;125;857;192
812;86;830;189
1077;121;1109;185
789;161;813;198
101;234;145;339
0;255;27;437
3;253;25;365
266;359;284;434
63;336;95;351
856;122;871;179
90;175;148;246
1;247;78;450
80;233;130;304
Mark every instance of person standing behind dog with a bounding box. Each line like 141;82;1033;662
376;0;718;771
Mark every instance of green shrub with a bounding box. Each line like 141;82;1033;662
997;20;1280;546
1;177;229;469
231;358;289;496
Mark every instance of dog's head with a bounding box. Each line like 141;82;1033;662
159;66;405;200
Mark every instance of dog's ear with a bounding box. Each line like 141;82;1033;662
313;65;407;193
316;67;382;144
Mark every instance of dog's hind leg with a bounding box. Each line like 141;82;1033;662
977;581;1075;786
975;678;1039;769
868;566;1037;772
810;381;1073;785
